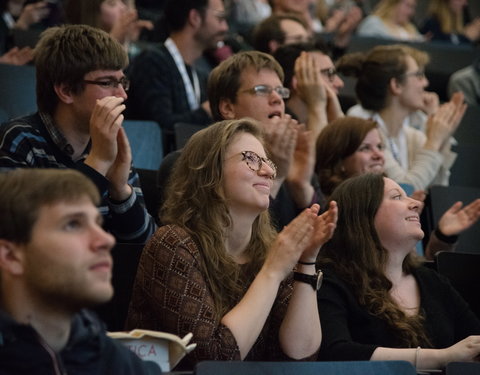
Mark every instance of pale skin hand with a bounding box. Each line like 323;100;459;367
419;91;439;116
201;101;212;117
337;6;363;35
463;17;480;42
371;335;480;370
324;8;347;33
294;52;328;139
286;125;316;207
438;335;480;366
110;8;154;44
437;199;480;237
325;80;344;123
294;52;327;110
106;126;133;200
299;201;338;262
15;1;50;30
333;6;363;47
221;206;320;359
262;206;319;281
263;114;298;191
84;96;132;201
424;92;467;151
0;46;33;66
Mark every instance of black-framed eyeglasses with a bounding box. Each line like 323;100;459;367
240;85;290;99
401;70;426;79
241;151;277;179
320;67;338;82
83;77;130;91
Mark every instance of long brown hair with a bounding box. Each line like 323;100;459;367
318;173;431;347
161;119;277;317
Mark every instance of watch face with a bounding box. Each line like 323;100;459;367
316;270;324;290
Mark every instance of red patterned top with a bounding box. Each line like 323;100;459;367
125;224;304;369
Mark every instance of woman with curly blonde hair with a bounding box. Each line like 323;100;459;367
126;118;337;369
317;173;480;370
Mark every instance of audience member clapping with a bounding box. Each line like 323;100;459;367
317;173;480;370
338;44;466;190
315;116;480;260
126;118;338;369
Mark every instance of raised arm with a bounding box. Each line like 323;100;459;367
383;95;466;190
222;205;322;359
294;52;328;140
424;198;480;260
262;114;298;198
279;202;337;358
84;96;155;242
286;125;316;208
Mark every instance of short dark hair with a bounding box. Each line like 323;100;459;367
34;25;128;114
208;51;284;121
252;13;307;54
0;169;99;244
164;0;209;33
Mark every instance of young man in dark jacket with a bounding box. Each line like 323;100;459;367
0;168;161;374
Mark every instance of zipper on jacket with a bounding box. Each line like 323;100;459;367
35;331;68;375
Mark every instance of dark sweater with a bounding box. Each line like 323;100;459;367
0;309;161;374
317;266;480;361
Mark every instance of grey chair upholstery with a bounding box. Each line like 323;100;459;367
423;185;480;254
0;64;37;121
123;119;163;171
173;122;206;150
436;252;480;321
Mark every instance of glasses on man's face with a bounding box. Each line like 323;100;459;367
401;70;426;79
241;151;277;179
284;34;310;45
240;85;290;99
83;77;130;91
320;67;338;82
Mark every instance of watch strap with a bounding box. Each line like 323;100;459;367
293;270;323;290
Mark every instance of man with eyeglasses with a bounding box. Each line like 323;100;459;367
0;24;156;245
213;50;329;228
125;0;228;152
274;40;345;139
157;51;321;229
